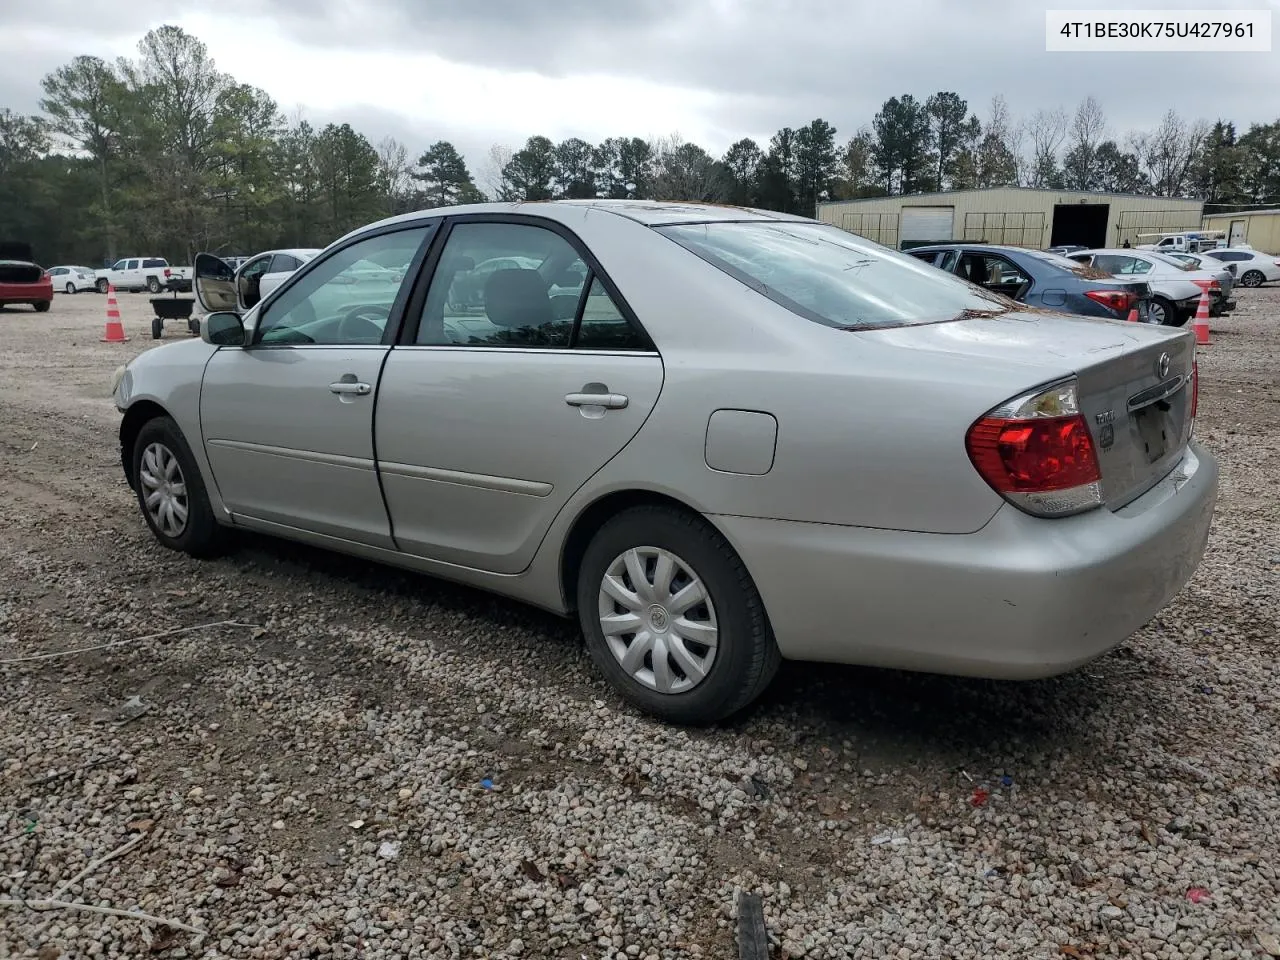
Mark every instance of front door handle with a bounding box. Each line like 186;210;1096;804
330;381;372;396
565;392;628;409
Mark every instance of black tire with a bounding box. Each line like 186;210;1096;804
65;282;76;295
33;301;50;313
147;276;161;293
132;416;227;558
576;505;780;726
96;278;109;294
1240;270;1265;288
151;317;163;340
1149;295;1177;327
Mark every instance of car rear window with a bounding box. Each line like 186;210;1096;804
143;258;167;268
656;222;1009;329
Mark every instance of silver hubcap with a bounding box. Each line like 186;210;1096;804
597;546;718;694
139;442;189;538
1243;272;1262;287
1149;301;1166;324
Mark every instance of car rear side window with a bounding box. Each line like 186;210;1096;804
657;222;1009;329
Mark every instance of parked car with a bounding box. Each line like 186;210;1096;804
191;248;324;315
1201;247;1280;288
0;242;53;312
46;265;100;293
446;254;542;309
1064;249;1230;326
906;243;1154;321
1164;251;1237;297
96;257;193;294
112;200;1218;726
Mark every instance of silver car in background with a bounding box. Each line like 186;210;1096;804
111;201;1217;726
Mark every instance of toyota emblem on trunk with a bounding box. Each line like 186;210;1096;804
1155;352;1171;379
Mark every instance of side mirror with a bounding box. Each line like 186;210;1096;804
202;311;246;346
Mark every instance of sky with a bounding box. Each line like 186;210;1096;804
1;0;1277;185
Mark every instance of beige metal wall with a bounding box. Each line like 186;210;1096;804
1202;211;1280;254
816;189;1203;250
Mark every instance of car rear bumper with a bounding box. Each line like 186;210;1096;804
713;440;1218;679
0;280;53;303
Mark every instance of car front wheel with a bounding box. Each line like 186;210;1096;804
577;505;780;726
1240;269;1265;288
132;416;226;558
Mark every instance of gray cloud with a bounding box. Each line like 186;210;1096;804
3;0;1277;172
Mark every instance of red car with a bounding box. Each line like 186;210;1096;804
0;242;54;313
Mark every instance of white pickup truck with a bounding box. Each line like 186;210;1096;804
1135;232;1227;255
95;257;193;294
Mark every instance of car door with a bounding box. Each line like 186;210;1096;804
122;259;141;287
374;215;664;575
198;222;437;548
259;253;303;302
235;253;275;311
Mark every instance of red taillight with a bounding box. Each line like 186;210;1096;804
966;379;1102;517
1085;290;1134;313
164;267;172;278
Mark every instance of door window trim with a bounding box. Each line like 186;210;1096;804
247;220;440;349
395;213;656;353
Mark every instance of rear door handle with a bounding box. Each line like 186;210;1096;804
565;392;628;409
330;381;372;396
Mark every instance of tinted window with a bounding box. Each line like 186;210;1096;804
111;260;125;271
269;254;301;273
240;256;273;280
143;258;166;268
416;222;582;347
255;227;430;346
124;260;139;270
658;223;1009;329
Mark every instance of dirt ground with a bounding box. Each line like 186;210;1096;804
1;286;1279;960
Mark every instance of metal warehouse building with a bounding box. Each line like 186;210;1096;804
1200;208;1280;254
815;187;1204;252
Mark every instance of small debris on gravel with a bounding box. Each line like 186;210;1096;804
2;289;1279;957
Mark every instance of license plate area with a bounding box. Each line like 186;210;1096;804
1132;404;1173;464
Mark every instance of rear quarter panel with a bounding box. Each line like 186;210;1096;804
548;218;1051;536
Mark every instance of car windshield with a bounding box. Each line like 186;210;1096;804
656;222;1010;329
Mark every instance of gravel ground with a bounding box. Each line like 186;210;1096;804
1;287;1279;960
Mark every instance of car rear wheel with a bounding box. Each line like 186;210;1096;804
147;276;161;293
132;416;226;558
33;301;50;313
96;278;109;294
65;282;76;295
1240;269;1265;288
1147;295;1176;326
576;505;780;726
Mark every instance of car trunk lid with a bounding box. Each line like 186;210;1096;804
860;310;1196;509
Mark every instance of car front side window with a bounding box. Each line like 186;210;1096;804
253;227;432;347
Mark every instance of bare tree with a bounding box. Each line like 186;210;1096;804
1130;110;1210;197
648;132;731;202
1024;107;1068;187
479;143;515;200
375;135;413;214
1062;96;1107;189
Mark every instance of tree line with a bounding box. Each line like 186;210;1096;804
2;25;1278;267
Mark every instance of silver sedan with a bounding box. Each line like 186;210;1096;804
111;201;1218;726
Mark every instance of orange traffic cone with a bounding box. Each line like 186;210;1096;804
1192;288;1211;346
1126;307;1139;322
101;284;129;343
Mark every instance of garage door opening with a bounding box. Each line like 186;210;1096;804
1050;203;1109;249
899;206;955;250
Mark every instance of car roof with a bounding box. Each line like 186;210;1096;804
908;243;1028;254
344;199;816;242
